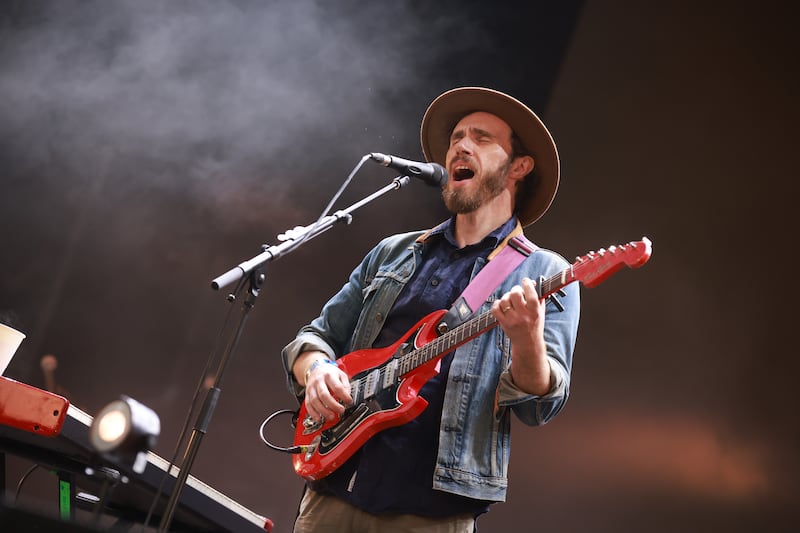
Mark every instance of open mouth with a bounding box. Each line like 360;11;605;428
452;165;475;181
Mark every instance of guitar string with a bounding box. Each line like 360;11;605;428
347;266;571;400
345;245;640;401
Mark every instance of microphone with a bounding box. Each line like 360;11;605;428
369;152;448;187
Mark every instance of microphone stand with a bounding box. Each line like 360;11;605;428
157;175;411;532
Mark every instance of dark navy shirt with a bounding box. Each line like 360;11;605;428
310;216;517;517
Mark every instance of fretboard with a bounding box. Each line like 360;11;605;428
397;265;575;375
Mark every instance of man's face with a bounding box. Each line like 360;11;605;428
442;111;515;215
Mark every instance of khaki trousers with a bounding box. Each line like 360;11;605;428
292;488;476;533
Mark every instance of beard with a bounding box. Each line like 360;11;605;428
442;156;512;215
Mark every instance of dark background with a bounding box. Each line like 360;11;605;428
1;1;798;531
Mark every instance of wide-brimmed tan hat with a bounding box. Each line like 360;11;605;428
420;87;560;226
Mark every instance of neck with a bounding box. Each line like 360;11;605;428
452;194;515;248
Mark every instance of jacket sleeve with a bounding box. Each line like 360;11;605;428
280;231;421;401
281;256;371;401
496;251;581;426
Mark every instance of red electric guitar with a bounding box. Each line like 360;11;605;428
292;237;653;480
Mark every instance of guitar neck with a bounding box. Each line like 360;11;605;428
394;236;653;377
540;269;577;299
398;267;574;375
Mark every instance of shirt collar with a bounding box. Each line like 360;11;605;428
417;215;520;251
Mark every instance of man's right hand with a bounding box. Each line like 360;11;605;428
294;351;352;422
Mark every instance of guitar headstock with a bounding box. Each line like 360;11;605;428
574;237;652;288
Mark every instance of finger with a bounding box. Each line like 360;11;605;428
491;300;507;319
508;285;527;309
317;381;346;416
493;298;512;315
321;370;351;407
306;381;335;421
335;373;353;405
521;278;539;303
309;397;335;422
305;397;324;422
307;365;347;409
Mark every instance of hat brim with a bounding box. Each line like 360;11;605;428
420;87;560;226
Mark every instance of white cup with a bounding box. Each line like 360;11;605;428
0;323;26;375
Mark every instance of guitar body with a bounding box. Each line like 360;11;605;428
292;309;448;481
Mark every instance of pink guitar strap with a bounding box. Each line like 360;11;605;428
437;234;537;333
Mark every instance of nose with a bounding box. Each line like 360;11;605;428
450;136;473;156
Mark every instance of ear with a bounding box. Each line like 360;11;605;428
508;155;535;182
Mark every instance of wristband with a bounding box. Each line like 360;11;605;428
304;358;334;386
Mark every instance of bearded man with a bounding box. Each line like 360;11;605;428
282;87;580;533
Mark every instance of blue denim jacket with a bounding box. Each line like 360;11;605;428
282;225;580;502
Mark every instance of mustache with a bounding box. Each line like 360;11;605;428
448;155;476;168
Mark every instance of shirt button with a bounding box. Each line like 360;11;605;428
431;279;439;286
375;312;383;322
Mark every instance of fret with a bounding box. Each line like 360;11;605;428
390;242;649;384
355;241;643;401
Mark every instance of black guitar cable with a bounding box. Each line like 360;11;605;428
258;408;305;454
